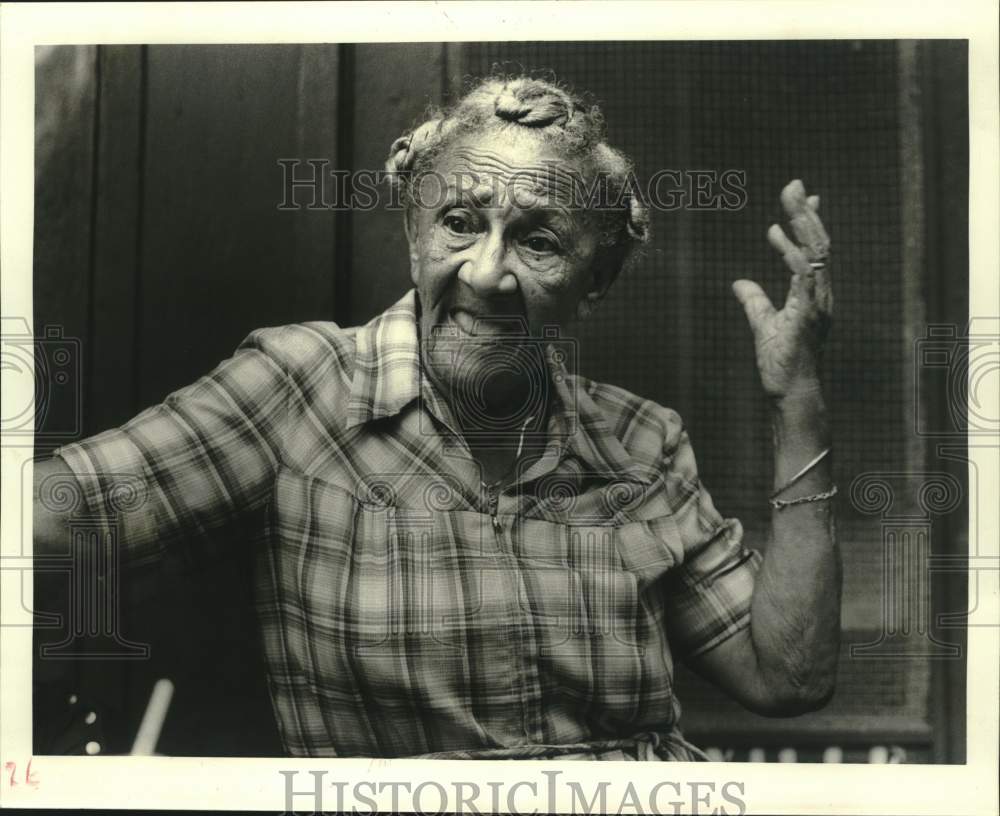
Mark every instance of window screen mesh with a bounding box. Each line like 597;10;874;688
463;41;926;746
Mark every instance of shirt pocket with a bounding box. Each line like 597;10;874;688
613;512;684;586
515;512;680;648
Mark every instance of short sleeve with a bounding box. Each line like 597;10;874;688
660;420;762;659
53;327;291;567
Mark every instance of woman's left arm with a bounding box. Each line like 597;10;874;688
687;179;841;716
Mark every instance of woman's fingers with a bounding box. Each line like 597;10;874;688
767;222;812;273
780;179;830;262
732;279;776;335
774;181;834;318
767;223;816;310
745;182;833;352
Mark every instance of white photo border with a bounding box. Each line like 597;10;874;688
1;2;997;813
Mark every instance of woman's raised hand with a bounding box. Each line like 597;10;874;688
732;179;833;402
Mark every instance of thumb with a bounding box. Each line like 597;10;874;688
732;278;775;332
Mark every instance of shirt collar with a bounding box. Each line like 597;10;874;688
346;290;423;428
550;365;655;484
346;288;649;482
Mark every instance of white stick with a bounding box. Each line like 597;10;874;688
130;678;174;756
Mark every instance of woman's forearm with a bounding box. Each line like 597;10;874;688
33;456;75;556
748;387;842;708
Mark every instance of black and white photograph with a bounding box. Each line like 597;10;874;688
2;3;997;814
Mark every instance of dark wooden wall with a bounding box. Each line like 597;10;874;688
32;42;969;761
33;43;452;757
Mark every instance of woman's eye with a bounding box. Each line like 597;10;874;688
442;213;475;235
522;234;559;254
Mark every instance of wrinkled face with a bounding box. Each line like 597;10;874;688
406;130;602;425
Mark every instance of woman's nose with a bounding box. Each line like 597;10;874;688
457;233;518;295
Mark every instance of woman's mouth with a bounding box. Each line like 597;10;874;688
448;308;527;338
450;308;478;336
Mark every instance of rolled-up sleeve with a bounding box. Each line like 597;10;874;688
53;327;291;567
660;422;762;659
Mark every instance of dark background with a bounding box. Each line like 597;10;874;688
32;41;969;762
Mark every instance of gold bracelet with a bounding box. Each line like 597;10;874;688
769;485;838;511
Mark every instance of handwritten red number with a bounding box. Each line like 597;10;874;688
2;760;38;789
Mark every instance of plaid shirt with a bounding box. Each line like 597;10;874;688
55;289;761;760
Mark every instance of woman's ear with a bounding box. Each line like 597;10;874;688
577;245;625;319
404;207;418;249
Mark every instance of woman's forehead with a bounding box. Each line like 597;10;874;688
433;132;588;204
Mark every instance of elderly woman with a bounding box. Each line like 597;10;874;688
34;76;840;761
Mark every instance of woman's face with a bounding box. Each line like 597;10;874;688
406;130;602;415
